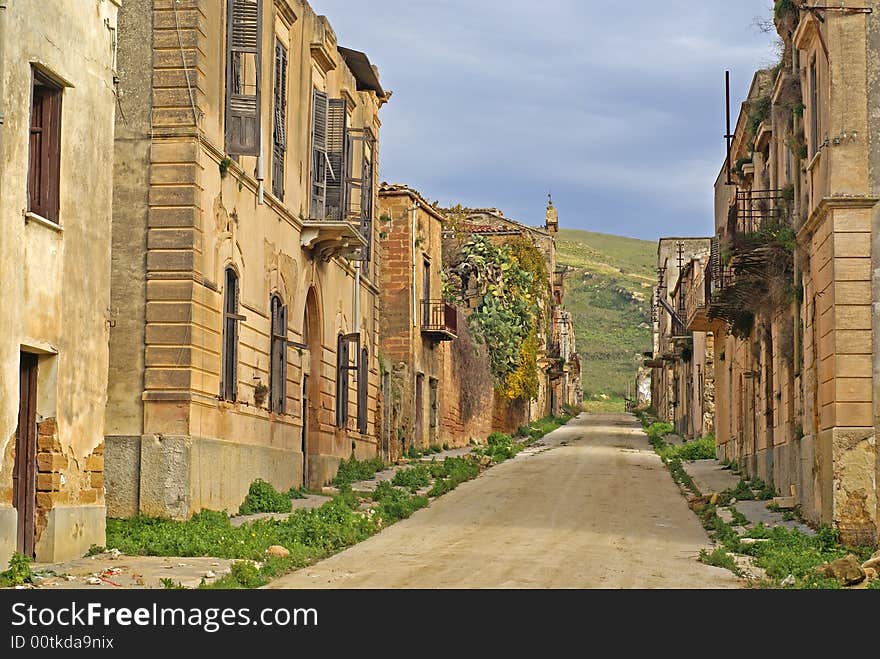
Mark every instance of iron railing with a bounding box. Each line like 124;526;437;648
733;189;785;235
421;301;457;336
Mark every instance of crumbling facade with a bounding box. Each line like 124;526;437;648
377;184;464;460
105;0;390;518
694;2;880;544
0;0;120;563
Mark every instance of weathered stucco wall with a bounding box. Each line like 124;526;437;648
0;0;119;563
107;0;385;516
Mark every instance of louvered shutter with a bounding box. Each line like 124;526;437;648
225;0;262;156
336;334;350;429
360;140;374;261
271;39;287;199
271;298;287;413
325;99;348;221
310;90;329;219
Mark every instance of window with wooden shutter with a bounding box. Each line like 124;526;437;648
360;139;374;261
221;268;243;401
271;39;287;200
357;346;368;434
28;72;62;223
325;99;348;221
809;56;818;159
270;295;288;414
344;128;375;260
225;0;262;156
335;334;349;428
310;89;329;219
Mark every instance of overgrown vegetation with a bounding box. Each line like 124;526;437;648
426;456;481;497
444;235;549;400
0;553;33;588
238;479;293;516
391;465;432;492
333;455;386;488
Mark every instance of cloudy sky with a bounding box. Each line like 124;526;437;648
313;0;779;240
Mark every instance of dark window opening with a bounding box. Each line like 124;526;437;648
335;333;350;428
809;57;818;159
357;346;368;435
28;72;62;223
270;294;288;413
429;378;438;430
221;268;241;401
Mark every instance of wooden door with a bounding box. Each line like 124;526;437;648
13;353;38;558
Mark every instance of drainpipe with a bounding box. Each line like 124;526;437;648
256;151;264;205
355;262;361;334
411;200;419;328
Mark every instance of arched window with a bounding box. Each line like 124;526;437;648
221;267;241;401
270;295;288;413
335;334;349;429
357;346;368;434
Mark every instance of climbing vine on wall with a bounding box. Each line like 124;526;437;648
444;234;550;400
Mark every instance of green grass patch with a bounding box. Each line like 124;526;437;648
658;435;716;462
391;465;432;491
427;456;481;497
699;547;742;576
333;455;386;487
238;479;293;516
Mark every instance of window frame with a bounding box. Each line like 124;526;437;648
269;294;288;414
357;346;368;435
271;37;287;201
27;70;63;224
221;267;243;402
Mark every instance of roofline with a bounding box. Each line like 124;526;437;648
378;185;447;224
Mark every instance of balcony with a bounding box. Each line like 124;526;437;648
421;301;457;342
685;269;714;332
300;220;367;261
732;189;785;237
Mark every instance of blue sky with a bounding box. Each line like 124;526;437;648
313;1;779;240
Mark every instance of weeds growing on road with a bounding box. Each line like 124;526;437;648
427;456;481;497
238;479;294;516
0;553;33;588
699;547;743;576
333;455;386;487
391;465;432;491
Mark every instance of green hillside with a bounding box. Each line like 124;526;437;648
556;229;656;406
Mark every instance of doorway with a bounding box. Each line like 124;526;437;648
415;374;424;449
13;353;38;558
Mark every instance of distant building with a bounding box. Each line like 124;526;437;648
649;238;714;440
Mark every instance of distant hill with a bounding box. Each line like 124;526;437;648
556;229;656;404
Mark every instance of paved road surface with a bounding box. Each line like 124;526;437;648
267;414;741;589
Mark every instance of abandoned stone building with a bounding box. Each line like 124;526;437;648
376;187;581;458
648;238;714;440
456;200;581;423
0;0;121;563
695;2;880;544
377;184;463;460
104;0;391;519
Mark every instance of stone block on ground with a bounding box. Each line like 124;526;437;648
815;554;866;586
771;496;796;510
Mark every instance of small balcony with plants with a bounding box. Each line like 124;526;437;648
707;186;797;339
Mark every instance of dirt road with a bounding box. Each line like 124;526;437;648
267;414;741;589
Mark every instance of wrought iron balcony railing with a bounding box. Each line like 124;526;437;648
733;188;785;236
421;301;457;342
